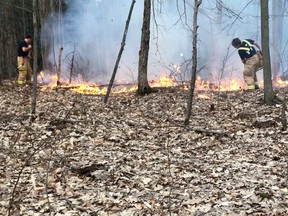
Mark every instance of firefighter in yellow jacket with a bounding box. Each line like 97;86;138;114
17;35;33;85
232;38;262;90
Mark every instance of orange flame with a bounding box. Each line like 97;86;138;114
71;84;106;95
197;93;211;99
273;77;288;88
195;76;243;91
39;71;288;95
150;76;177;87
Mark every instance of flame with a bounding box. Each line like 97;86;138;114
197;93;211;99
273;77;288;88
39;70;45;78
195;76;243;91
38;70;288;95
39;71;58;87
71;84;106;95
150;76;177;87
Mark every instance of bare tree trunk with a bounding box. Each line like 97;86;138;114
184;0;202;125
39;0;54;71
30;0;38;118
69;48;75;84
0;3;3;83
281;97;287;131
271;0;284;80
4;1;18;80
216;0;223;30
22;0;26;35
260;0;275;104
0;69;2;85
104;0;136;103
137;0;152;95
57;47;63;86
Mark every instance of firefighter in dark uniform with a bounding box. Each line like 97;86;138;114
232;38;262;90
17;35;33;85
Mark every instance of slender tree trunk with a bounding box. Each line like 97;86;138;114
22;0;26;35
0;3;3;83
30;0;38;118
0;69;2;85
104;0;136;103
184;0;202;125
0;1;2;85
271;0;284;80
57;47;63;85
260;0;275;104
137;0;152;95
69;48;75;84
4;1;17;79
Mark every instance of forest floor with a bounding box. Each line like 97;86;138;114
0;80;288;216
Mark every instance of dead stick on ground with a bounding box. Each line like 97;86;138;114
63;102;75;120
166;138;173;216
8;148;38;216
191;127;229;137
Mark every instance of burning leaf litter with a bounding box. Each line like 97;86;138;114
38;74;250;95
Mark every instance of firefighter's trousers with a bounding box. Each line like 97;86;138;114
243;54;259;89
17;56;32;85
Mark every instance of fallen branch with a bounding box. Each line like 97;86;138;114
70;163;107;176
8;146;41;216
126;118;230;137
188;127;229;137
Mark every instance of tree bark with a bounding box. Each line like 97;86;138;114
30;0;38;118
0;69;2;85
137;0;152;95
57;47;63;85
271;0;284;80
184;0;202;125
260;0;275;104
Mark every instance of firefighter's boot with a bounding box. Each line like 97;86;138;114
247;84;255;91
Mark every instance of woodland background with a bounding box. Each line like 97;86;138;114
0;0;288;215
0;0;288;83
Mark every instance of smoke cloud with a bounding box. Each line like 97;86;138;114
41;0;287;84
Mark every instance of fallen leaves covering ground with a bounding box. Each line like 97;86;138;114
0;81;288;216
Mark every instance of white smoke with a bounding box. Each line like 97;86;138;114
41;0;287;84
